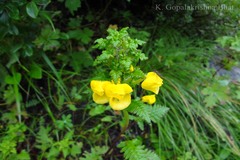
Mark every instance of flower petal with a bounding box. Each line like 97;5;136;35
130;65;134;72
92;93;109;104
105;83;133;99
109;94;131;110
141;72;163;94
142;95;156;105
90;80;111;96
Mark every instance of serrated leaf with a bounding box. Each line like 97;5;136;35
26;2;39;18
70;51;93;72
94;51;112;66
204;95;218;107
202;81;230;107
65;0;81;15
110;70;122;83
71;143;82;156
127;100;151;123
148;105;169;123
67;28;93;44
47;147;59;159
118;139;160;160
80;146;108;160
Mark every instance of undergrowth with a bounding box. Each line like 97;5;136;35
0;0;240;160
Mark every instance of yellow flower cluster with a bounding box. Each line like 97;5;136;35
90;72;163;110
141;72;163;105
90;80;133;110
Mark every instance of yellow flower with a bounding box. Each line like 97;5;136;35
90;80;111;104
109;94;131;110
130;65;134;72
142;95;156;105
92;93;109;104
105;83;133;110
141;72;163;94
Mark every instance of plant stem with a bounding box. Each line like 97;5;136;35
121;110;129;133
104;110;130;158
14;84;21;123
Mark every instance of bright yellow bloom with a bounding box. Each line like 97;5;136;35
105;83;133;110
142;95;156;105
109;94;131;110
130;65;134;72
90;80;111;104
141;72;163;94
92;93;109;104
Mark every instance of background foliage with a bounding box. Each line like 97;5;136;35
0;0;239;159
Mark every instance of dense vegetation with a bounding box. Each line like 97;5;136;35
0;0;239;159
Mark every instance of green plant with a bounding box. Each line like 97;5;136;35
142;26;240;159
90;27;168;159
0;0;240;159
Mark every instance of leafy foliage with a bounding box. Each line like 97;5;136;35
118;139;160;160
0;0;240;159
127;100;169;124
80;146;108;160
93;27;147;83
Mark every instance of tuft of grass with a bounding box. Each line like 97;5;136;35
142;27;240;159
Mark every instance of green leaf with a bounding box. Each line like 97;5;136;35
89;105;106;116
230;38;240;51
26;2;39;18
0;11;9;24
80;146;108;160
34;26;60;51
48;147;59;159
127;100;151;124
36;126;53;151
118;139;160;160
80;28;94;44
148;105;169;123
101;116;112;122
202;81;230;107
65;0;81;15
110;70;122;83
70;51;93;72
17;150;30;160
29;63;42;79
67;28;93;44
5;73;21;85
235;90;240;100
216;36;233;47
24;45;33;57
6;4;20;20
70;142;83;156
68;104;77;111
8;25;19;35
219;148;231;159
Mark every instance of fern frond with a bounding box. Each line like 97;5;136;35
35;126;53;151
118;139;160;160
80;146;108;160
127;100;169;124
148;105;169;123
26;99;40;108
127;100;151;123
